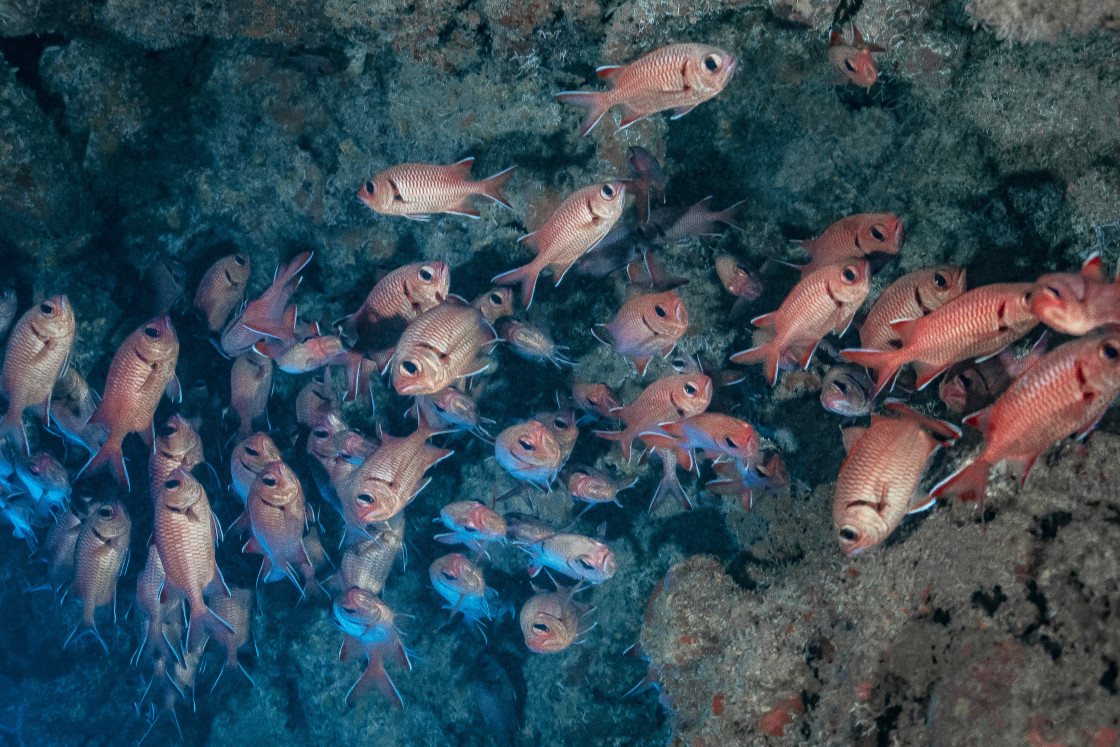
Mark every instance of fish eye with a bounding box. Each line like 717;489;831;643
433;401;447;413
98;506;114;518
341;606;358;616
553;417;568;429
533;622;550;632
1047;286;1061;299
364;181;375;194
234;254;247;265
244;446;260;457
600;184;615;199
870;225;886;241
576;558;595;570
839;526;859;542
843;268;857;282
833;380;849;394
1103;343;1119;360
489;292;503;305
934;273;947;287
357;493;374;504
518;438;535;451
724;436;738;448
654;305;666;318
164;479;180;490
844;59;856;73
144;326;160;338
704;54;720;72
440;570;457;582
959;373;973;390
684;383;697;395
419;265;435;282
401;360;419;375
313;428;329;439
40;302;53;314
261;476;277;487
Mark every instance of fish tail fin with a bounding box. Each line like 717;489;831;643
729;341;779;386
593;428;634;463
0;407;29;456
555;90;611;136
186;603;236;652
492;262;541;309
713;200;747;230
930;458;992;508
76;435;129;490
839;348;900;397
346;652;404;708
643;251;689;291
649;449;692;514
477;166;516;209
64;614;109;654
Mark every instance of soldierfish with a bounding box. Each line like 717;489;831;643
358;159;515;220
715;254;763;316
520;583;595;653
594;373;713;463
571;379;622;419
566;465;637;508
860;266;966;351
390;297;498;396
336;261;450;351
494;420;565;490
842;283;1039;396
238;460;319;595
707;450;789;510
230;432;283;504
133;542;181;665
730;261;870;386
67;501;131;652
0;295;76;456
153;471;234;651
594;290;688;375
469;653;519;747
642;412;759;472
195;253;251;332
435;500;507;556
932;327;1120;508
820;364;875;416
341;426;452;530
295;378;340;427
334;588;411;707
49;368;102;454
1029;253;1120;336
500;320;573;367
556;44;737;136
230;350;272;439
208;586;256;688
828;25;886;91
148;414;206;503
220;251;312;358
145;254;187;317
78;317;180;490
329;514;404;595
408;386;491;437
538;403;579;462
833;402;961;555
517;532;616;584
494;182;627;308
634;197;744;245
792;214;902;276
40;507;83;593
472;287;516;325
627;146;666;224
429;553;497;635
939;334;1048;414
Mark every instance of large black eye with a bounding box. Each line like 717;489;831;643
833;380;849;394
870;225;886;241
261;476;277;487
441;571;457;582
576;558;595;570
40;302;53;314
313;428;329;439
144;326;160;338
1104;343;1119;360
357;493;374;504
553;417;567;429
654;305;666;318
839;527;859;542
401;360;419;375
934;273;947;287
98;506;114;518
533;622;550;632
244;446;260;457
489;292;503;305
959;373;973;390
704;54;720;72
844;59;855;73
342;606;358;616
600;184;615;199
234;254;247;266
724;436;738;449
1047;286;1062;299
419;266;434;282
365;181;375;194
165;479;180;489
843;268;857;282
518;438;535;451
684;383;697;395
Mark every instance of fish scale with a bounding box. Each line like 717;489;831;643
391;298;495;394
244;461;312;589
343;427;450;525
194;254;250;332
72;503;131;639
595;373;712;462
355;261;449;325
337;517;404;595
861;266;965;351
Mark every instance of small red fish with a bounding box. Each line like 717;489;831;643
329;517;404;596
833;402;961;555
707;450;789;510
472;287;516;325
494;182;627;308
429;553;497;634
793;214;902;276
566;465;637;508
148;414;205;501
828;25;886;91
255;333;347;374
435;500;507;556
230;432;283;504
79;317;180;490
594;373;712;463
594;290;688;375
195;253;251;332
409;385;491;436
220;251;311;358
342;426;452;529
643;413;759;471
860;266;966;351
520;583;595;653
358;159;515;220
627;146;666;223
1029;253;1120;336
635;197;744;245
67;501;131;651
932;327;1120;507
842;283;1039;396
571;379;622;419
537;404;579;464
715;254;763;316
556;44;737;136
295;378;340;427
0;295;76;456
238;460;319;595
820;364;875;416
494;420;565;489
334;588;411;707
517;532;616;584
390;297;498;396
230;350;272;439
500;319;572;367
939;333;1048;414
336;261;450;351
731;260;870;385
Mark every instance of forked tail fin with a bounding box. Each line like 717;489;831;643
555;90;611;136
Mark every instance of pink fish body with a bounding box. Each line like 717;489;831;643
358;159;515;220
595;290;688;375
221;251;311;357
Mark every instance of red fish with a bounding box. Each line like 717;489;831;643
793;214;902;276
342;426;452;529
932;327;1120;507
67;501;131;651
520;583;595;653
500;319;572;367
833;402;961;555
627;146;666;223
472;287;515;325
334;588;411;707
556;44;737;136
939;333;1048;414
731;260;870;385
860;266;966;351
635;197;744;245
494;420;565;489
220;251;311;357
194;253;251;332
79;317;180;490
571;379;622;419
594;373;712;462
336;261;450;351
566;465;637;508
408;385;491;436
357;159;515;220
643;413;759;471
842;283;1038;396
828;25;886;91
715;254;763;316
148;414;205;501
390;297;497;396
230;432;282;504
493;182;627;308
238;460;319;595
0;295;76;456
429;553;497;635
820;364;875;416
229;350;272;439
435;500;507;556
594;290;688;375
1029;253;1120;336
707;450;789;510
